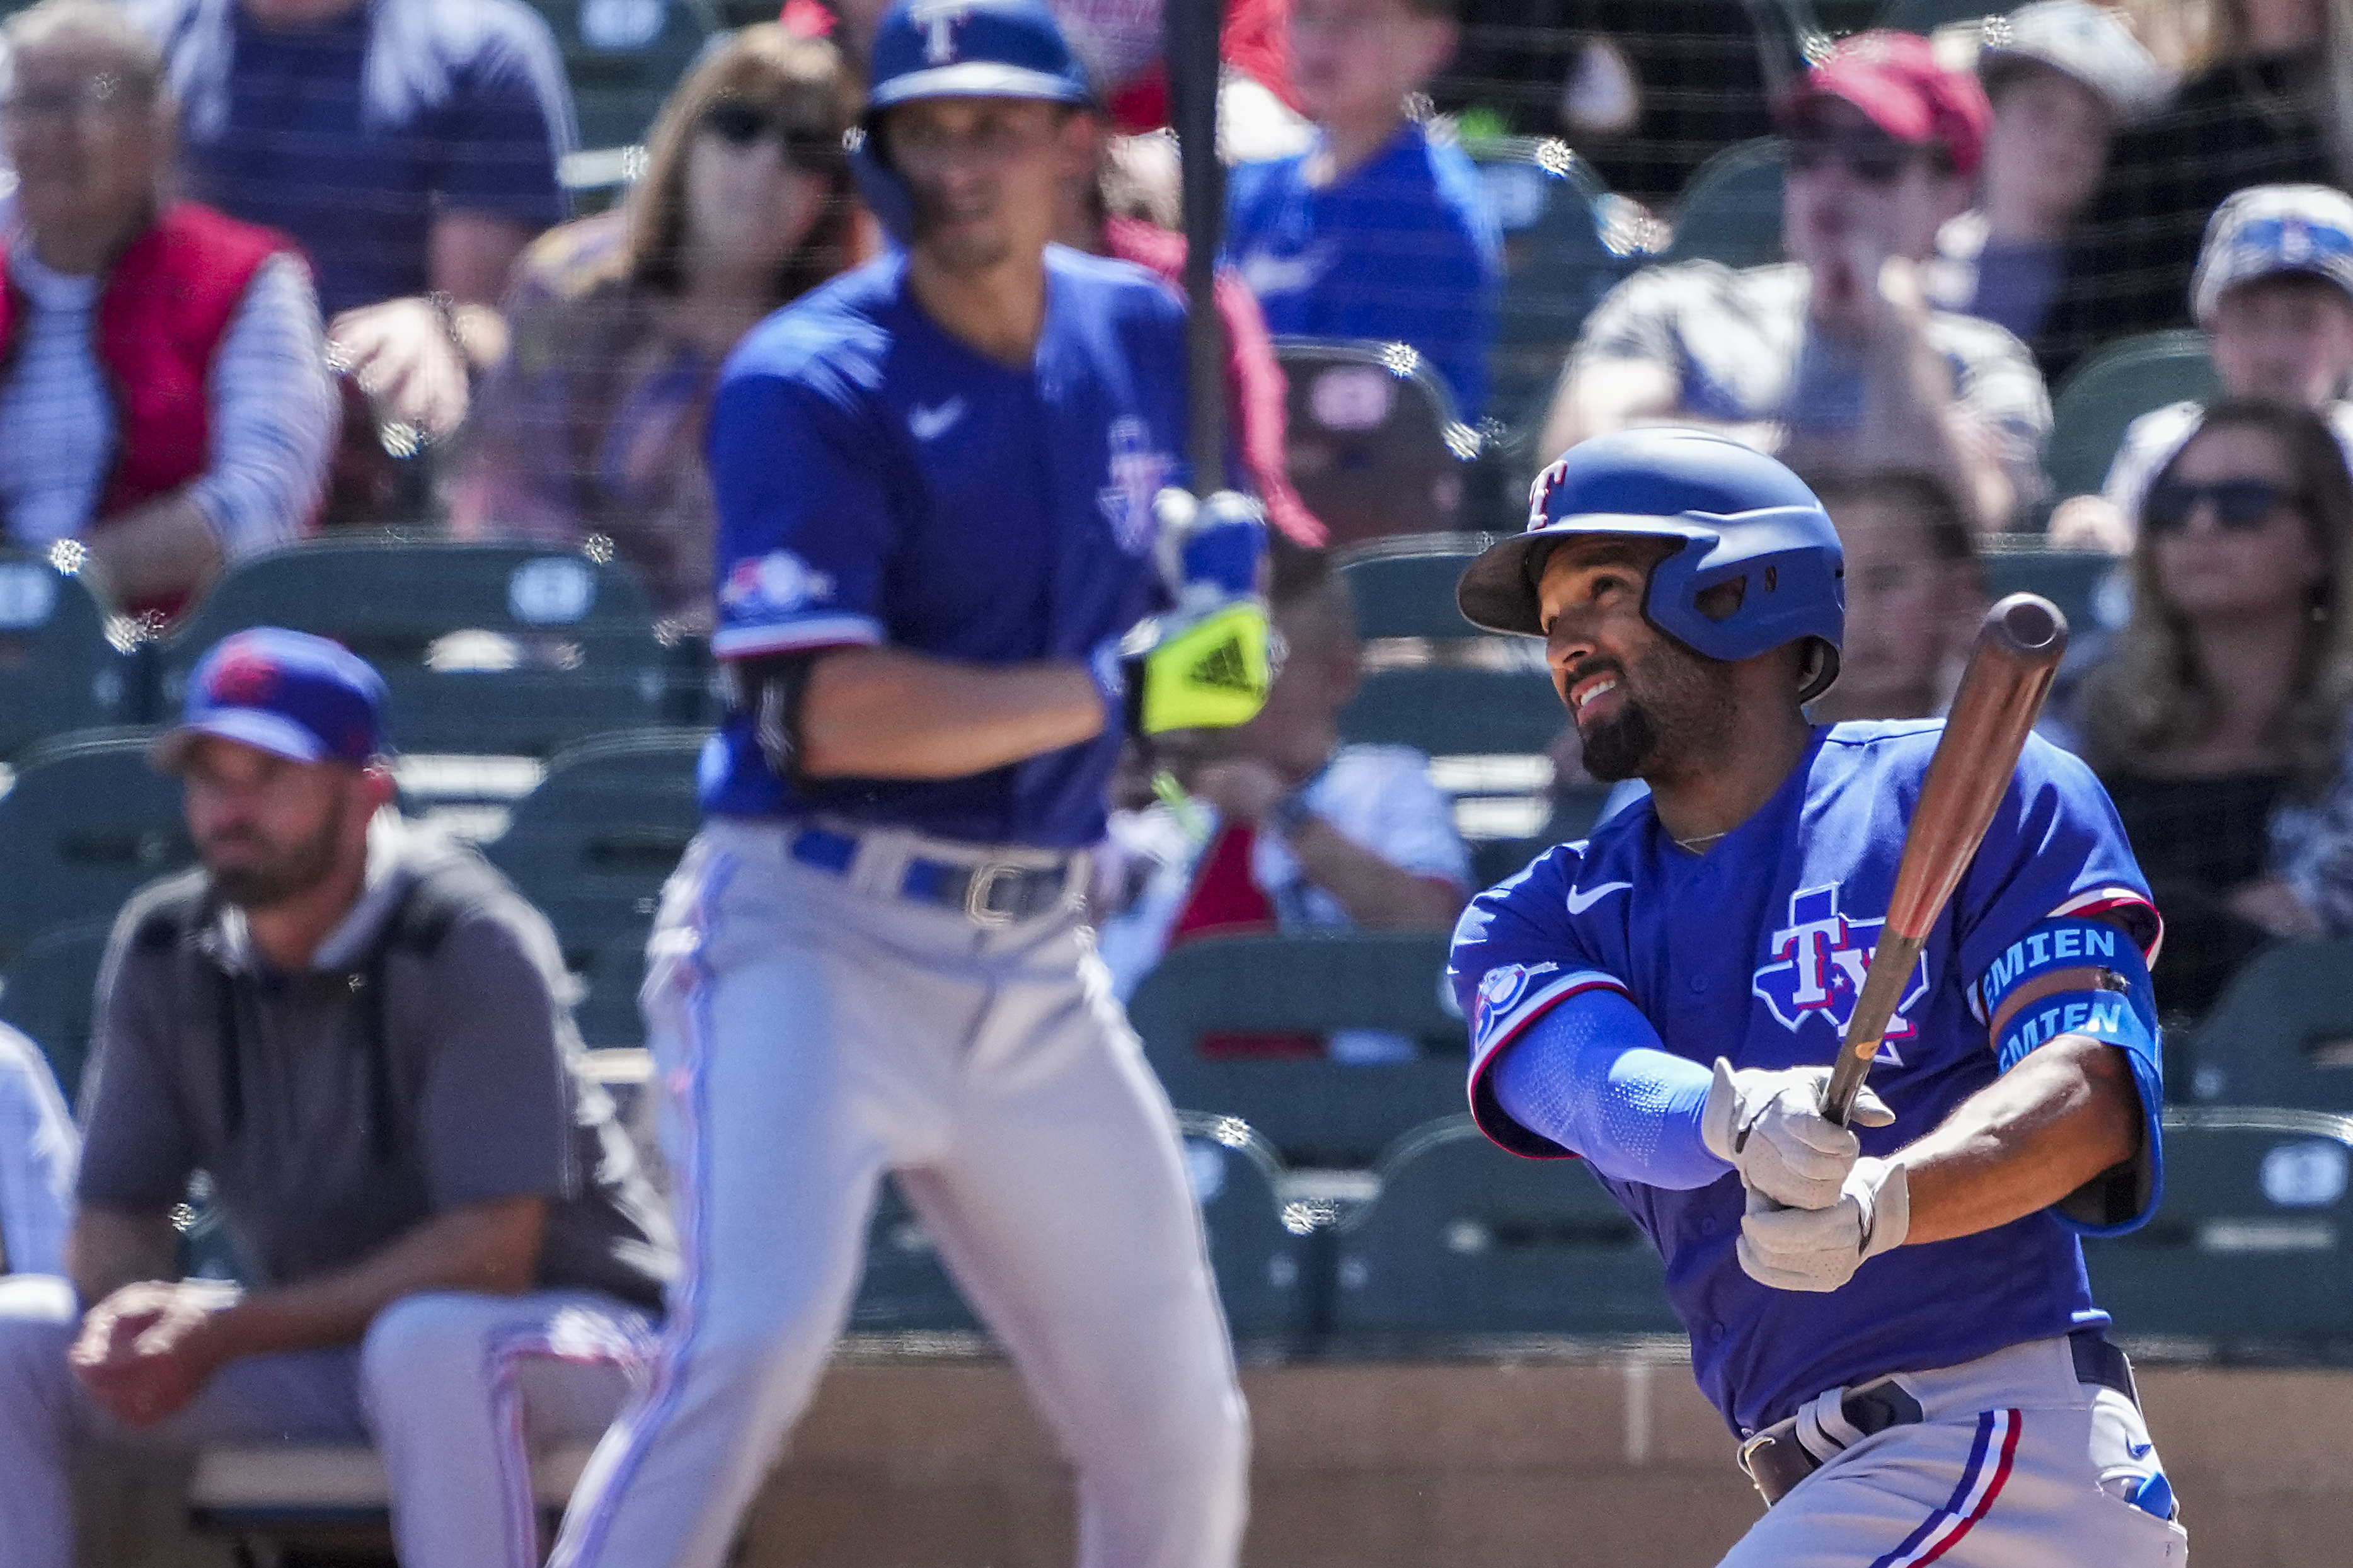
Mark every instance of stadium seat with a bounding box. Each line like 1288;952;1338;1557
2085;1106;2353;1358
1276;338;1480;551
1663;137;1786;270
531;0;718;151
0;920;110;1101
1467;137;1650;441
0;730;191;963
189;1441;602;1562
1124;932;1464;1168
2044;330;2219;502
1332;1114;1681;1338
0;550;141;760
1335;541;1564;757
487;728;710;1048
158;541;675;758
849;1172;986;1334
1979;545;2129;639
2176;939;2353;1111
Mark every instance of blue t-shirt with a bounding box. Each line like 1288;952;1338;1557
1224;122;1502;420
139;0;574;318
1449;722;2163;1436
699;246;1189;850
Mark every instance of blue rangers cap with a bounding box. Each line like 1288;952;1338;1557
152;627;391;771
868;0;1093;112
1457;428;1846;701
853;0;1094;239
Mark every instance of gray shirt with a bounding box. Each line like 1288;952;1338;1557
78;818;672;1310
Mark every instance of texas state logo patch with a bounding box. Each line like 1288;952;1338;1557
1750;883;1928;1060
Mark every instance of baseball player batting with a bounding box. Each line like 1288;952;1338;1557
548;4;1267;1564
1449;429;2187;1566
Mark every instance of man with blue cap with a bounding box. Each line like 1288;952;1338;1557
548;2;1260;1565
0;627;676;1568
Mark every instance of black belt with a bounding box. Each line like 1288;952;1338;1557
789;827;1078;927
1738;1331;2139;1508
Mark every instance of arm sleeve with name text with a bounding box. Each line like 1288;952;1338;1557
1952;732;2164;1233
706;362;900;661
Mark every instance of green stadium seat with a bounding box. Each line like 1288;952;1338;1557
1340;665;1565;757
1979;546;2128;639
2176;939;2353;1111
0;551;141;759
1124;932;1464;1168
532;0;718;151
1332;1115;1682;1338
0;730;191;963
2085;1106;2353;1358
1664;137;1786;270
1276;338;1479;551
487;728;708;1047
1337;541;1484;641
0;920;110;1101
849;1173;985;1334
2045;331;2219;502
1467;137;1648;440
158;541;674;757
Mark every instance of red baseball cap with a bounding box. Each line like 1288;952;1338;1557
1780;30;1991;179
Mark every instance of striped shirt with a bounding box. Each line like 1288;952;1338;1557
0;1026;78;1278
0;243;337;558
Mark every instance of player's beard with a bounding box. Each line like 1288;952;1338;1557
1574;640;1743;783
200;796;351;912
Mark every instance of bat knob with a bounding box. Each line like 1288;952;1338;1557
1986;593;2068;659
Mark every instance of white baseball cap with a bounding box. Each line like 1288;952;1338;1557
2190;184;2353;325
1978;1;2174;125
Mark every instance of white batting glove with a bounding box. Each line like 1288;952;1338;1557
1736;1157;1911;1293
1700;1058;1896;1211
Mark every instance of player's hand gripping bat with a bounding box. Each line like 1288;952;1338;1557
1818;593;2070;1127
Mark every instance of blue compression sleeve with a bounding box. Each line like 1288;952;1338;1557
1489;989;1730;1189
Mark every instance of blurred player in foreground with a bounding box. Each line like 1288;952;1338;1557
1447;429;2187;1565
549;3;1264;1565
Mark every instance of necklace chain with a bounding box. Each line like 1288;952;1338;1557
1673;830;1729;854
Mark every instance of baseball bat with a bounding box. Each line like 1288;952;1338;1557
1818;592;2070;1126
1167;0;1229;495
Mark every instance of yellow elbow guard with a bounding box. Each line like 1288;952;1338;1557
1134;600;1272;734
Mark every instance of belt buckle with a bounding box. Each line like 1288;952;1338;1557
962;861;1020;929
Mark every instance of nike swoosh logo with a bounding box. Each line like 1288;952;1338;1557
1564;881;1633;914
908;398;965;441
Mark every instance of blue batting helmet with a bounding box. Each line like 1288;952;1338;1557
849;0;1095;240
1456;428;1846;701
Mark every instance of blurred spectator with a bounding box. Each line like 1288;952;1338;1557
1222;0;1502;420
1435;0;1794;209
450;26;861;629
1056;130;1323;547
2040;0;2344;376
1093;566;1469;1059
0;1026;76;1279
2054;183;2353;552
1545;32;2051;534
2074;397;2353;1016
133;0;575;442
1930;1;2173;347
1807;469;1986;723
0;0;333;619
0;628;672;1567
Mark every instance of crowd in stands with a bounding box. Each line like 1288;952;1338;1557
8;0;2353;1245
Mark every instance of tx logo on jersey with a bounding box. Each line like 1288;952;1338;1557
1099;418;1169;555
1749;883;1927;1058
720;550;836;616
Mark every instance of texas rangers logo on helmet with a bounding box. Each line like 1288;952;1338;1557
1751;883;1927;1057
1526;458;1571;530
910;0;975;62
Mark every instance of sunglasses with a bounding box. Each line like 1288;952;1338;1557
699;101;839;164
1785;134;1935;187
2143;478;2302;534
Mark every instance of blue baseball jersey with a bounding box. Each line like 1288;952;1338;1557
699;246;1187;849
1448;722;2163;1436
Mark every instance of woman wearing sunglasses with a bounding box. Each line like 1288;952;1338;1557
451;26;861;631
2075;396;2353;1017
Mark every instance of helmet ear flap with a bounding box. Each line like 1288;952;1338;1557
1798;638;1840;704
848;124;915;243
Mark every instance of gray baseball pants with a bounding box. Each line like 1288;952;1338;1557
0;1276;655;1567
549;818;1251;1568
